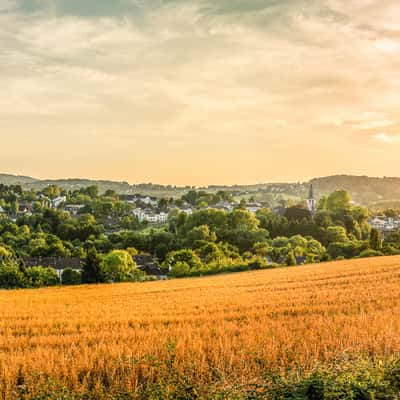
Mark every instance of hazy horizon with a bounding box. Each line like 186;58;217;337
1;0;400;185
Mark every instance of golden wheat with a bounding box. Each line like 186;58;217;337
0;256;399;398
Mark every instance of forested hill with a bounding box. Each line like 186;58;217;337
310;175;400;207
1;173;400;206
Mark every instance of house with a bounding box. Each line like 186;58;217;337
24;257;82;280
18;202;33;216
133;208;169;224
209;201;235;213
133;254;168;279
246;202;263;214
51;196;67;209
120;194;158;207
65;204;85;216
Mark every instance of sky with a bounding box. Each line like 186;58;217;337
1;0;400;185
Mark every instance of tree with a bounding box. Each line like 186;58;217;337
0;245;13;260
326;190;351;212
11;199;19;217
101;250;141;282
61;269;82;285
85;185;99;198
169;261;191;277
285;251;297;266
185;225;216;248
24;267;59;288
0;262;25;288
82;247;103;283
42;185;61;199
370;228;382;250
326;226;348;244
163;249;202;274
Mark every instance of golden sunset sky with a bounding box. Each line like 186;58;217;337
1;0;400;185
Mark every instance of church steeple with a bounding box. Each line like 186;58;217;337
309;184;314;200
307;184;317;214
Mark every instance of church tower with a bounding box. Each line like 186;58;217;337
306;184;317;214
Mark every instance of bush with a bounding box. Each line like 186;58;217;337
169;261;191;278
101;250;143;282
61;268;82;285
0;262;25;289
359;249;384;258
24;267;59;288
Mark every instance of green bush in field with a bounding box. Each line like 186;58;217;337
61;268;82;285
24;266;59;288
0;262;25;289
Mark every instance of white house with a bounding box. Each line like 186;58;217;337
133;209;168;223
246;202;263;214
51;196;67;209
65;204;85;216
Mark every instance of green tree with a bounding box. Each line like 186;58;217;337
326;226;348;244
0;262;25;288
101;250;141;282
24;267;59;288
163;249;202;275
82;247;104;283
285;250;297;266
169;261;191;277
370;228;382;250
61;269;82;285
326;190;351;212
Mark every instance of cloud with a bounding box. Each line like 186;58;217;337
1;0;400;183
374;133;400;144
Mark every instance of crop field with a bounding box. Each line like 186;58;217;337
0;257;400;399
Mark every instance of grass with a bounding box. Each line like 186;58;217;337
0;256;399;398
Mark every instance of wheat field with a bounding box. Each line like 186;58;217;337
0;257;400;398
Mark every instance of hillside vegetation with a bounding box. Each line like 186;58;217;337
3;173;400;204
0;257;399;399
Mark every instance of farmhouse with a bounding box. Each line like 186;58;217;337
133;254;167;278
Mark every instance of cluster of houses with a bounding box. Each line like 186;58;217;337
130;201;264;224
369;216;400;235
205;201;263;214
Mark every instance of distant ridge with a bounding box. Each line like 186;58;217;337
1;173;400;206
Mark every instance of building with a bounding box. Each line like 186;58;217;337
370;216;400;235
120;194;158;207
209;201;235;213
65;204;85;216
51;196;67;209
246;202;263;214
133;254;168;279
306;184;317;214
133;208;169;223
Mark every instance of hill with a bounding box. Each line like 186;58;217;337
2;173;400;205
310;175;400;205
1;256;399;398
0;173;38;186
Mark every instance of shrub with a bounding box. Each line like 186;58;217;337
164;249;203;276
0;262;25;289
169;261;191;278
359;249;384;258
24;267;59;288
101;250;143;282
61;268;82;285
